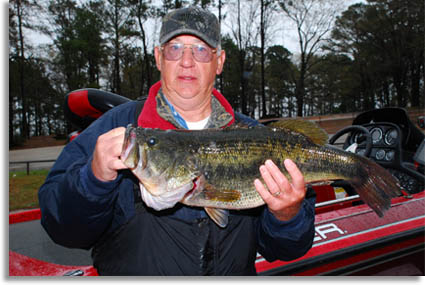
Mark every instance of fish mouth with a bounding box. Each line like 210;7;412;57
120;128;134;164
121;126;147;171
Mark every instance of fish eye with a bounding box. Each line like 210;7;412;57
147;137;157;146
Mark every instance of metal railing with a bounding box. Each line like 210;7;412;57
315;194;360;208
9;160;56;175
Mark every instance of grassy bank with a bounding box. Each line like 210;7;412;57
9;170;49;211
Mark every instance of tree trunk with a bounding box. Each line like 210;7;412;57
9;88;14;146
136;7;151;96
410;55;422;107
237;0;247;114
113;4;121;94
218;0;223;93
260;0;266;118
296;56;307;117
16;0;29;139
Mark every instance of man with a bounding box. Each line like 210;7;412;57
39;6;315;275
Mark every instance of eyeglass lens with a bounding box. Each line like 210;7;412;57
162;43;214;62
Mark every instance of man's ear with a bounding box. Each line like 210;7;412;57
216;50;226;75
154;46;162;71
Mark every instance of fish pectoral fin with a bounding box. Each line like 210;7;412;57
203;184;241;202
205;207;229;228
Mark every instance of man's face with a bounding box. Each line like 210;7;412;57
154;35;225;101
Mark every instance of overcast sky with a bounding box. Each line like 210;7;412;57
21;0;365;56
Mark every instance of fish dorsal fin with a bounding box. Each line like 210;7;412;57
224;122;253;129
268;119;328;145
205;207;229;228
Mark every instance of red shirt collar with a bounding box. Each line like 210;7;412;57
137;81;235;129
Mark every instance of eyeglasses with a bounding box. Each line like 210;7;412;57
160;42;218;63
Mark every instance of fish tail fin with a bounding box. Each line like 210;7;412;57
349;156;402;217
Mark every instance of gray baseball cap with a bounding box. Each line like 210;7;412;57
159;6;220;48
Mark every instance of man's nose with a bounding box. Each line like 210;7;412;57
180;47;195;67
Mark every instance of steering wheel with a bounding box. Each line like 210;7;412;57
328;125;372;157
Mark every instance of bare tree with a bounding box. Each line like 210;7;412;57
104;0;137;95
226;0;260;114
9;0;47;141
278;0;344;116
259;0;278;117
217;0;224;92
129;0;154;96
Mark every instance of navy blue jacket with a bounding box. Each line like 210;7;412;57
38;100;315;274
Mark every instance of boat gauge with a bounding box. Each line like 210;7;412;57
353;132;365;144
384;128;398;145
370;127;383;144
375;149;386;160
385;150;395;161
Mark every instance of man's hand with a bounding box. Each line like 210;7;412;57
254;159;306;222
92;127;128;182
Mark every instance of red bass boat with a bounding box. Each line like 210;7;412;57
9;89;425;276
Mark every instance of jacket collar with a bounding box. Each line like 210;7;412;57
137;81;235;129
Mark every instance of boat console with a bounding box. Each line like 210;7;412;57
331;108;425;195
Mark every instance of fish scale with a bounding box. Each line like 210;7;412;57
121;120;403;227
191;134;351;209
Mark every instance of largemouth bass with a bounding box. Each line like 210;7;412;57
120;119;402;227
